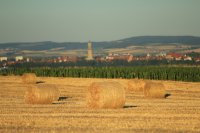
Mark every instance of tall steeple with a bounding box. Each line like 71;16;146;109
86;41;94;60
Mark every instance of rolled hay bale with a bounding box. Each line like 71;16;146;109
22;73;37;84
24;84;60;104
127;79;146;92
144;82;166;98
87;82;126;109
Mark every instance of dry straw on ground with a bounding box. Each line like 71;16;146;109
24;84;60;104
87;82;126;109
144;82;166;98
127;79;146;92
21;73;37;84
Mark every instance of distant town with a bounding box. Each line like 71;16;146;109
1;41;200;68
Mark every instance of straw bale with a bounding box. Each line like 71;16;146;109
87;82;126;109
144;82;166;98
24;84;60;104
127;79;146;92
22;73;37;84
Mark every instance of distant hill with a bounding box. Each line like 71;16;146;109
118;36;200;45
103;36;200;49
0;36;200;51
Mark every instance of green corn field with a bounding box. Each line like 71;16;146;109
1;66;200;82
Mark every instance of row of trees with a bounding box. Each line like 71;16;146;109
1;66;200;82
9;59;200;68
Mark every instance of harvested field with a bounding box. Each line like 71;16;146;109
0;76;200;133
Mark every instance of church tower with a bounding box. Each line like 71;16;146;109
86;41;94;60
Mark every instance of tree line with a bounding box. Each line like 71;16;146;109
6;59;200;68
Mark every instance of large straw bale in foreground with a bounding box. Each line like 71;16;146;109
144;82;166;98
127;79;146;92
22;73;37;84
24;84;60;104
87;82;126;109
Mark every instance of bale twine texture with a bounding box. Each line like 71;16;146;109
144;82;166;98
22;73;37;84
87;82;126;109
24;84;60;104
127;79;146;92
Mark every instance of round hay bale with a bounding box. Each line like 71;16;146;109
22;73;37;84
144;82;166;98
87;82;126;109
24;84;60;104
127;79;146;92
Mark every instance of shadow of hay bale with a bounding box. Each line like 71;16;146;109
36;81;45;84
58;96;72;101
52;97;72;104
123;105;137;108
165;93;171;98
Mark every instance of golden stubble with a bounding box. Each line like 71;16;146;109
0;76;200;133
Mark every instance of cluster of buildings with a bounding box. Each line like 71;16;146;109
95;52;195;62
0;56;25;62
47;56;79;63
83;41;198;62
1;41;200;67
0;56;28;64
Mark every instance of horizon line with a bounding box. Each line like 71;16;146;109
0;35;200;44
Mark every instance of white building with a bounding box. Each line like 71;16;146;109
26;58;30;62
147;53;151;57
15;56;23;61
0;57;7;62
156;52;167;57
183;55;192;61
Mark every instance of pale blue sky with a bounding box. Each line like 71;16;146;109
0;0;200;43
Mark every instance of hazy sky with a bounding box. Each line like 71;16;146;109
0;0;200;43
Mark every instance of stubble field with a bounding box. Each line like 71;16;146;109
0;76;200;133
